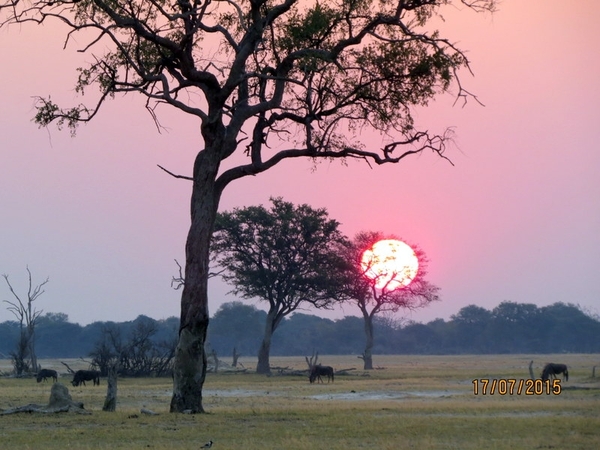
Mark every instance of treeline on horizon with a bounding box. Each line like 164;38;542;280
0;301;599;360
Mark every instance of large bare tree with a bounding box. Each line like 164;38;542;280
2;267;49;374
1;0;495;412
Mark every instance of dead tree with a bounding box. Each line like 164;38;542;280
2;268;48;373
305;351;320;371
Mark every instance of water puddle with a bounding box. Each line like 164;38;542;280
308;390;461;401
200;389;462;401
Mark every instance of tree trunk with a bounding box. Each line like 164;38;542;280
29;335;40;372
28;326;38;373
257;309;278;375
211;349;219;373
256;340;271;375
232;348;240;368
13;329;29;375
362;312;375;370
528;360;535;380
170;150;222;413
102;364;118;412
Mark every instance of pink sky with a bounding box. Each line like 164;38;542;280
1;1;599;326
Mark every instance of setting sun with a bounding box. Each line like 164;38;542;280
360;239;419;290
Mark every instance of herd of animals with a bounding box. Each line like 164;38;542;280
33;362;569;385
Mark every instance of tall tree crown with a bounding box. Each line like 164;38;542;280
212;197;348;309
2;0;495;184
342;231;440;316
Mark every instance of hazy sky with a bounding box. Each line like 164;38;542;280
1;1;599;326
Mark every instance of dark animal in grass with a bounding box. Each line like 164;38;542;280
309;365;334;383
36;368;58;383
71;369;101;387
541;363;569;382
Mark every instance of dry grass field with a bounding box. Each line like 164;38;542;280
1;354;599;449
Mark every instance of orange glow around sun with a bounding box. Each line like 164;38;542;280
360;239;419;290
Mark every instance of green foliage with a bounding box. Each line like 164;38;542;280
212;198;348;310
353;40;463;130
4;0;494;156
33;97;89;136
279;2;339;52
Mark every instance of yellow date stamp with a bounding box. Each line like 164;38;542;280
472;378;561;395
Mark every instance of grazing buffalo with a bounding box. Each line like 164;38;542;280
36;369;58;383
541;363;569;382
309;364;334;384
71;370;101;387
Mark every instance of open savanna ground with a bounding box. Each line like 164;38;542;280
1;354;599;449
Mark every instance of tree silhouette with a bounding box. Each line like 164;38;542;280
1;0;495;411
340;231;439;369
212;198;348;374
2;268;49;374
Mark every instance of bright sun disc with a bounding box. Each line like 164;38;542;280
360;239;419;290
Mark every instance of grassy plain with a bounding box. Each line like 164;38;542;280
1;354;599;449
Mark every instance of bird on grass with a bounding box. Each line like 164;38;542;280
201;440;213;448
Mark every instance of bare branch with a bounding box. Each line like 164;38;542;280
171;259;185;291
2;274;25;320
157;164;193;181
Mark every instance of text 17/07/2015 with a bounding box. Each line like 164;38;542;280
472;378;561;395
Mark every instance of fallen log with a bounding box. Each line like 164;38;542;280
1;383;90;415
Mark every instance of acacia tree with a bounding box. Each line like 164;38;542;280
1;0;495;411
212;198;347;374
341;231;439;369
2;268;49;374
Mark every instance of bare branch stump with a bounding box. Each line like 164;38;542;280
61;361;76;374
232;347;240;368
528;360;535;380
